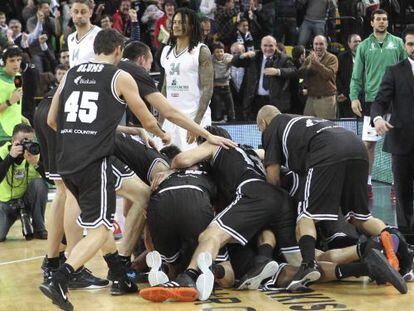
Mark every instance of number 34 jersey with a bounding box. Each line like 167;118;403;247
56;62;126;176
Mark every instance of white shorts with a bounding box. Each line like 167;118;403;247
362;116;381;142
154;108;212;151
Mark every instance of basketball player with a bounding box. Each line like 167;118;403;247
256;105;407;290
159;8;214;150
140;126;298;302
39;29;170;310
68;0;101;67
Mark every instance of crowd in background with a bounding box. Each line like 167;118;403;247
0;0;413;124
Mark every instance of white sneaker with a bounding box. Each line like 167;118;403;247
196;252;214;301
146;251;169;286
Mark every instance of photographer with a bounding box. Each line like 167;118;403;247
0;45;23;143
0;123;48;242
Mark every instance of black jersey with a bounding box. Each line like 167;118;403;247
114;132;169;185
210;145;265;203
56;63;126;175
262;114;368;174
156;163;217;200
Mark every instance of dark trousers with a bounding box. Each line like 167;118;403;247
0;178;48;241
230;84;250;121
251;95;271;120
337;98;354;118
211;85;235;122
274;17;298;46
392;154;414;244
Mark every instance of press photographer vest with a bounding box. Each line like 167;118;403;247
0;142;40;202
0;69;22;142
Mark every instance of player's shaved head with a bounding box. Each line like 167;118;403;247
257;105;281;132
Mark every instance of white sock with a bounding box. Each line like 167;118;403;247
367;175;372;185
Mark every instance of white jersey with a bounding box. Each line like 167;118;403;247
67;25;101;68
159;42;211;151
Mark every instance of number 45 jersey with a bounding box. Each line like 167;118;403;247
56;63;126;176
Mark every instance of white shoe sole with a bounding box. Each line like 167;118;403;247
196;252;214;301
286;270;321;291
237;261;279;290
146;251;169;286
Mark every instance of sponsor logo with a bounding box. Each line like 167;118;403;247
74;76;97;85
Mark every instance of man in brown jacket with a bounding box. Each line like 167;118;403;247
299;35;338;119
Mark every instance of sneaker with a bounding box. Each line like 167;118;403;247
403;269;414;282
39;279;73;311
140;272;198;302
107;258;140;284
380;231;400;271
146;251;169;286
368;184;373;200
41;257;54;283
390;184;396;201
113;220;123;240
286;261;321;291
196;252;215;301
364;248;407;294
111;278;138;295
236;256;279;290
68;267;109;290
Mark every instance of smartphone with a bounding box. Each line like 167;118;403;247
14;76;22;88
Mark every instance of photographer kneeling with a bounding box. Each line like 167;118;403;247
0;124;48;241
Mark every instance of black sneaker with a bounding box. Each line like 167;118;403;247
39;279;73;311
111;277;138;295
364;248;407;294
286;260;321;291
107;262;140;284
140;272;198;302
68;267;109;290
235;256;279;290
41;257;54;283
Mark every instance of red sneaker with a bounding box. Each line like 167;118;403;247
368;184;373;200
380;231;399;271
140;286;198;302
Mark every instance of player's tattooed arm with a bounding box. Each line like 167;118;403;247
195;46;213;124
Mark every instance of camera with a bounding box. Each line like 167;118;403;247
14;76;22;88
9;199;33;240
20;138;40;156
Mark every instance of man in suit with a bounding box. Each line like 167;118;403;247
231;35;297;119
337;34;361;118
371;25;414;244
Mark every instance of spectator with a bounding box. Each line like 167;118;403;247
200;17;215;51
371;26;414;244
58;49;70;67
153;0;176;49
290;45;307;114
0;11;8;37
215;0;240;48
274;0;298;45
211;42;235;122
8;19;23;46
349;9;405;198
297;0;336;47
229;42;251;120
100;14;113;30
141;0;165;50
26;0;61;72
112;0;133;37
0;46;23;143
337;34;361;118
22;0;37;22
232;35;297;117
0;123;48;242
199;0;216;21
232;17;255;52
256;0;275;38
299;35;338;119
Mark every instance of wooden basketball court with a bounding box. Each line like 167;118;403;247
1;189;414;311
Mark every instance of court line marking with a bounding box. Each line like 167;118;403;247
0;255;44;266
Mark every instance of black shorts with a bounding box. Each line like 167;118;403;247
63;157;116;230
147;186;214;265
297;159;372;222
212;179;297;253
34;105;60;180
114;133;169;185
111;157;135;191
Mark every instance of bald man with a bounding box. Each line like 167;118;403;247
231;35;297;119
298;35;338;120
256;105;407;291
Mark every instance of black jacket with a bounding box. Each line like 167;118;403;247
231;51;297;112
371;59;414;155
337;49;353;98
